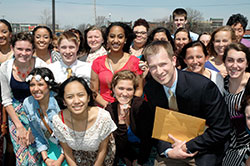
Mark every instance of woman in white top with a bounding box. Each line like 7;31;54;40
79;26;107;63
0;32;47;165
53;76;117;166
180;41;224;94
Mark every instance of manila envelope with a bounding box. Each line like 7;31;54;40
152;106;206;144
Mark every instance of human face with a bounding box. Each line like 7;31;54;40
232;23;244;42
29;77;50;102
107;26;126;52
59;39;78;66
133;25;147;47
153;32;168;41
224;49;248;79
213;31;232;57
175;31;190;51
63;81;90;115
87;30;103;52
0;22;12;47
184;46;207;74
113;79;134;105
245;105;250;130
34;28;51;50
199;34;211;46
14;41;33;63
174;16;187;29
147;47;177;87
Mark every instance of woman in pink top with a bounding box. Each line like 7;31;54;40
91;22;143;107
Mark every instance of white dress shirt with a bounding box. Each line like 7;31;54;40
48;60;91;84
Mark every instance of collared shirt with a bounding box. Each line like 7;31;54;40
48;59;91;84
163;68;178;100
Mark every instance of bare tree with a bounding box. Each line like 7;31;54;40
96;16;107;27
40;9;52;26
186;8;204;23
77;23;91;34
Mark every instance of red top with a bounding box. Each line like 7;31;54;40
92;55;143;103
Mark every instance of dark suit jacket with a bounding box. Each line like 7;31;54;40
144;69;231;155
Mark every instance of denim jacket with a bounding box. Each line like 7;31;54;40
23;92;62;153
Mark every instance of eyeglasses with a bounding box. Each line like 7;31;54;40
134;31;147;35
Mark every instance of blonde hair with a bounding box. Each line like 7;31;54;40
58;31;79;47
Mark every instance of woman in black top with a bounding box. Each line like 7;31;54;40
105;70;154;166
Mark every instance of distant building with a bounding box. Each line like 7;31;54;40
11;22;60;33
210;18;223;30
244;29;250;39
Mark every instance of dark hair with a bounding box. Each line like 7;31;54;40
180;41;208;59
172;8;187;20
106;22;135;53
226;13;248;31
0;19;12;33
223;43;250;71
56;76;95;109
69;28;85;53
32;26;53;50
83;26;106;54
12;32;35;49
147;27;175;50
133;18;150;31
174;27;191;41
240;96;250;114
27;67;59;93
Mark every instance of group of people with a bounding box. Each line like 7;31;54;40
1;7;250;166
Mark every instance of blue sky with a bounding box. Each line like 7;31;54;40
1;0;250;29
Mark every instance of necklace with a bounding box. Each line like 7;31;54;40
15;66;32;78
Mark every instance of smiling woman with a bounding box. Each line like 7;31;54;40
53;76;117;165
32;26;61;64
105;70;154;165
79;26;107;63
91;22;143;108
222;43;250;166
0;32;47;165
23;67;68;166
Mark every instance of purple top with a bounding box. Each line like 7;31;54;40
241;38;250;48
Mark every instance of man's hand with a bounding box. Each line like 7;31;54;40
167;134;198;159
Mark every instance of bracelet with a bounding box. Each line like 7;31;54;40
43;156;49;163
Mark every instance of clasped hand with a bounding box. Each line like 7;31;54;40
16;127;34;146
167;134;198;159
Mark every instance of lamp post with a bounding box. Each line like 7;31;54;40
52;0;55;34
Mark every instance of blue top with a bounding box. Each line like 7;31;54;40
23;92;62;153
127;126;141;143
204;61;220;72
10;73;30;102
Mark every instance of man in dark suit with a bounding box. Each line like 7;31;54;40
143;41;231;166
